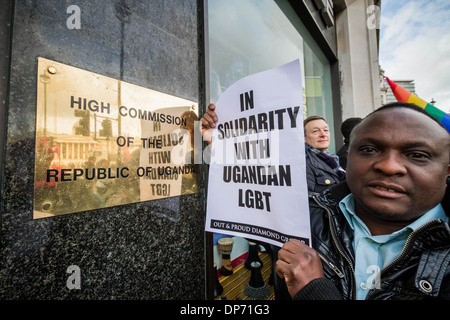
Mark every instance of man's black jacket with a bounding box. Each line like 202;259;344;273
285;177;450;300
305;145;345;194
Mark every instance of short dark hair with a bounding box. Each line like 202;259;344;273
341;117;362;143
370;102;448;134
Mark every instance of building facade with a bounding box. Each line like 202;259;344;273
0;0;380;299
382;78;416;105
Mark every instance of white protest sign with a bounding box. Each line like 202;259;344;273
205;60;311;247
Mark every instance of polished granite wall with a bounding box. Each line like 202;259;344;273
0;0;206;299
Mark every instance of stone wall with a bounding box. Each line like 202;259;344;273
0;0;205;299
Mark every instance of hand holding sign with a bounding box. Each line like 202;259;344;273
201;103;218;143
204;60;311;247
275;239;324;298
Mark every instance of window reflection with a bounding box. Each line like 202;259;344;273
208;0;334;151
207;0;335;300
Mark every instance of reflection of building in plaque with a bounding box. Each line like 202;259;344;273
34;57;198;219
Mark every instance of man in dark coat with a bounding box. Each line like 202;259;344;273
276;103;450;300
336;117;362;170
304;116;346;194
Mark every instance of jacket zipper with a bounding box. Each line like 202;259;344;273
313;195;357;300
317;252;345;278
365;218;443;299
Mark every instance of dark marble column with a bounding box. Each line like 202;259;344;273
0;0;206;299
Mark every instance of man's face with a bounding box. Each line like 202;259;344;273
346;108;450;228
304;119;330;152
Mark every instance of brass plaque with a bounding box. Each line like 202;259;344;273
34;57;199;219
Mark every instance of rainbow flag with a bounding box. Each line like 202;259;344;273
385;77;450;132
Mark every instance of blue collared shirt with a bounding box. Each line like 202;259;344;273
339;194;448;300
